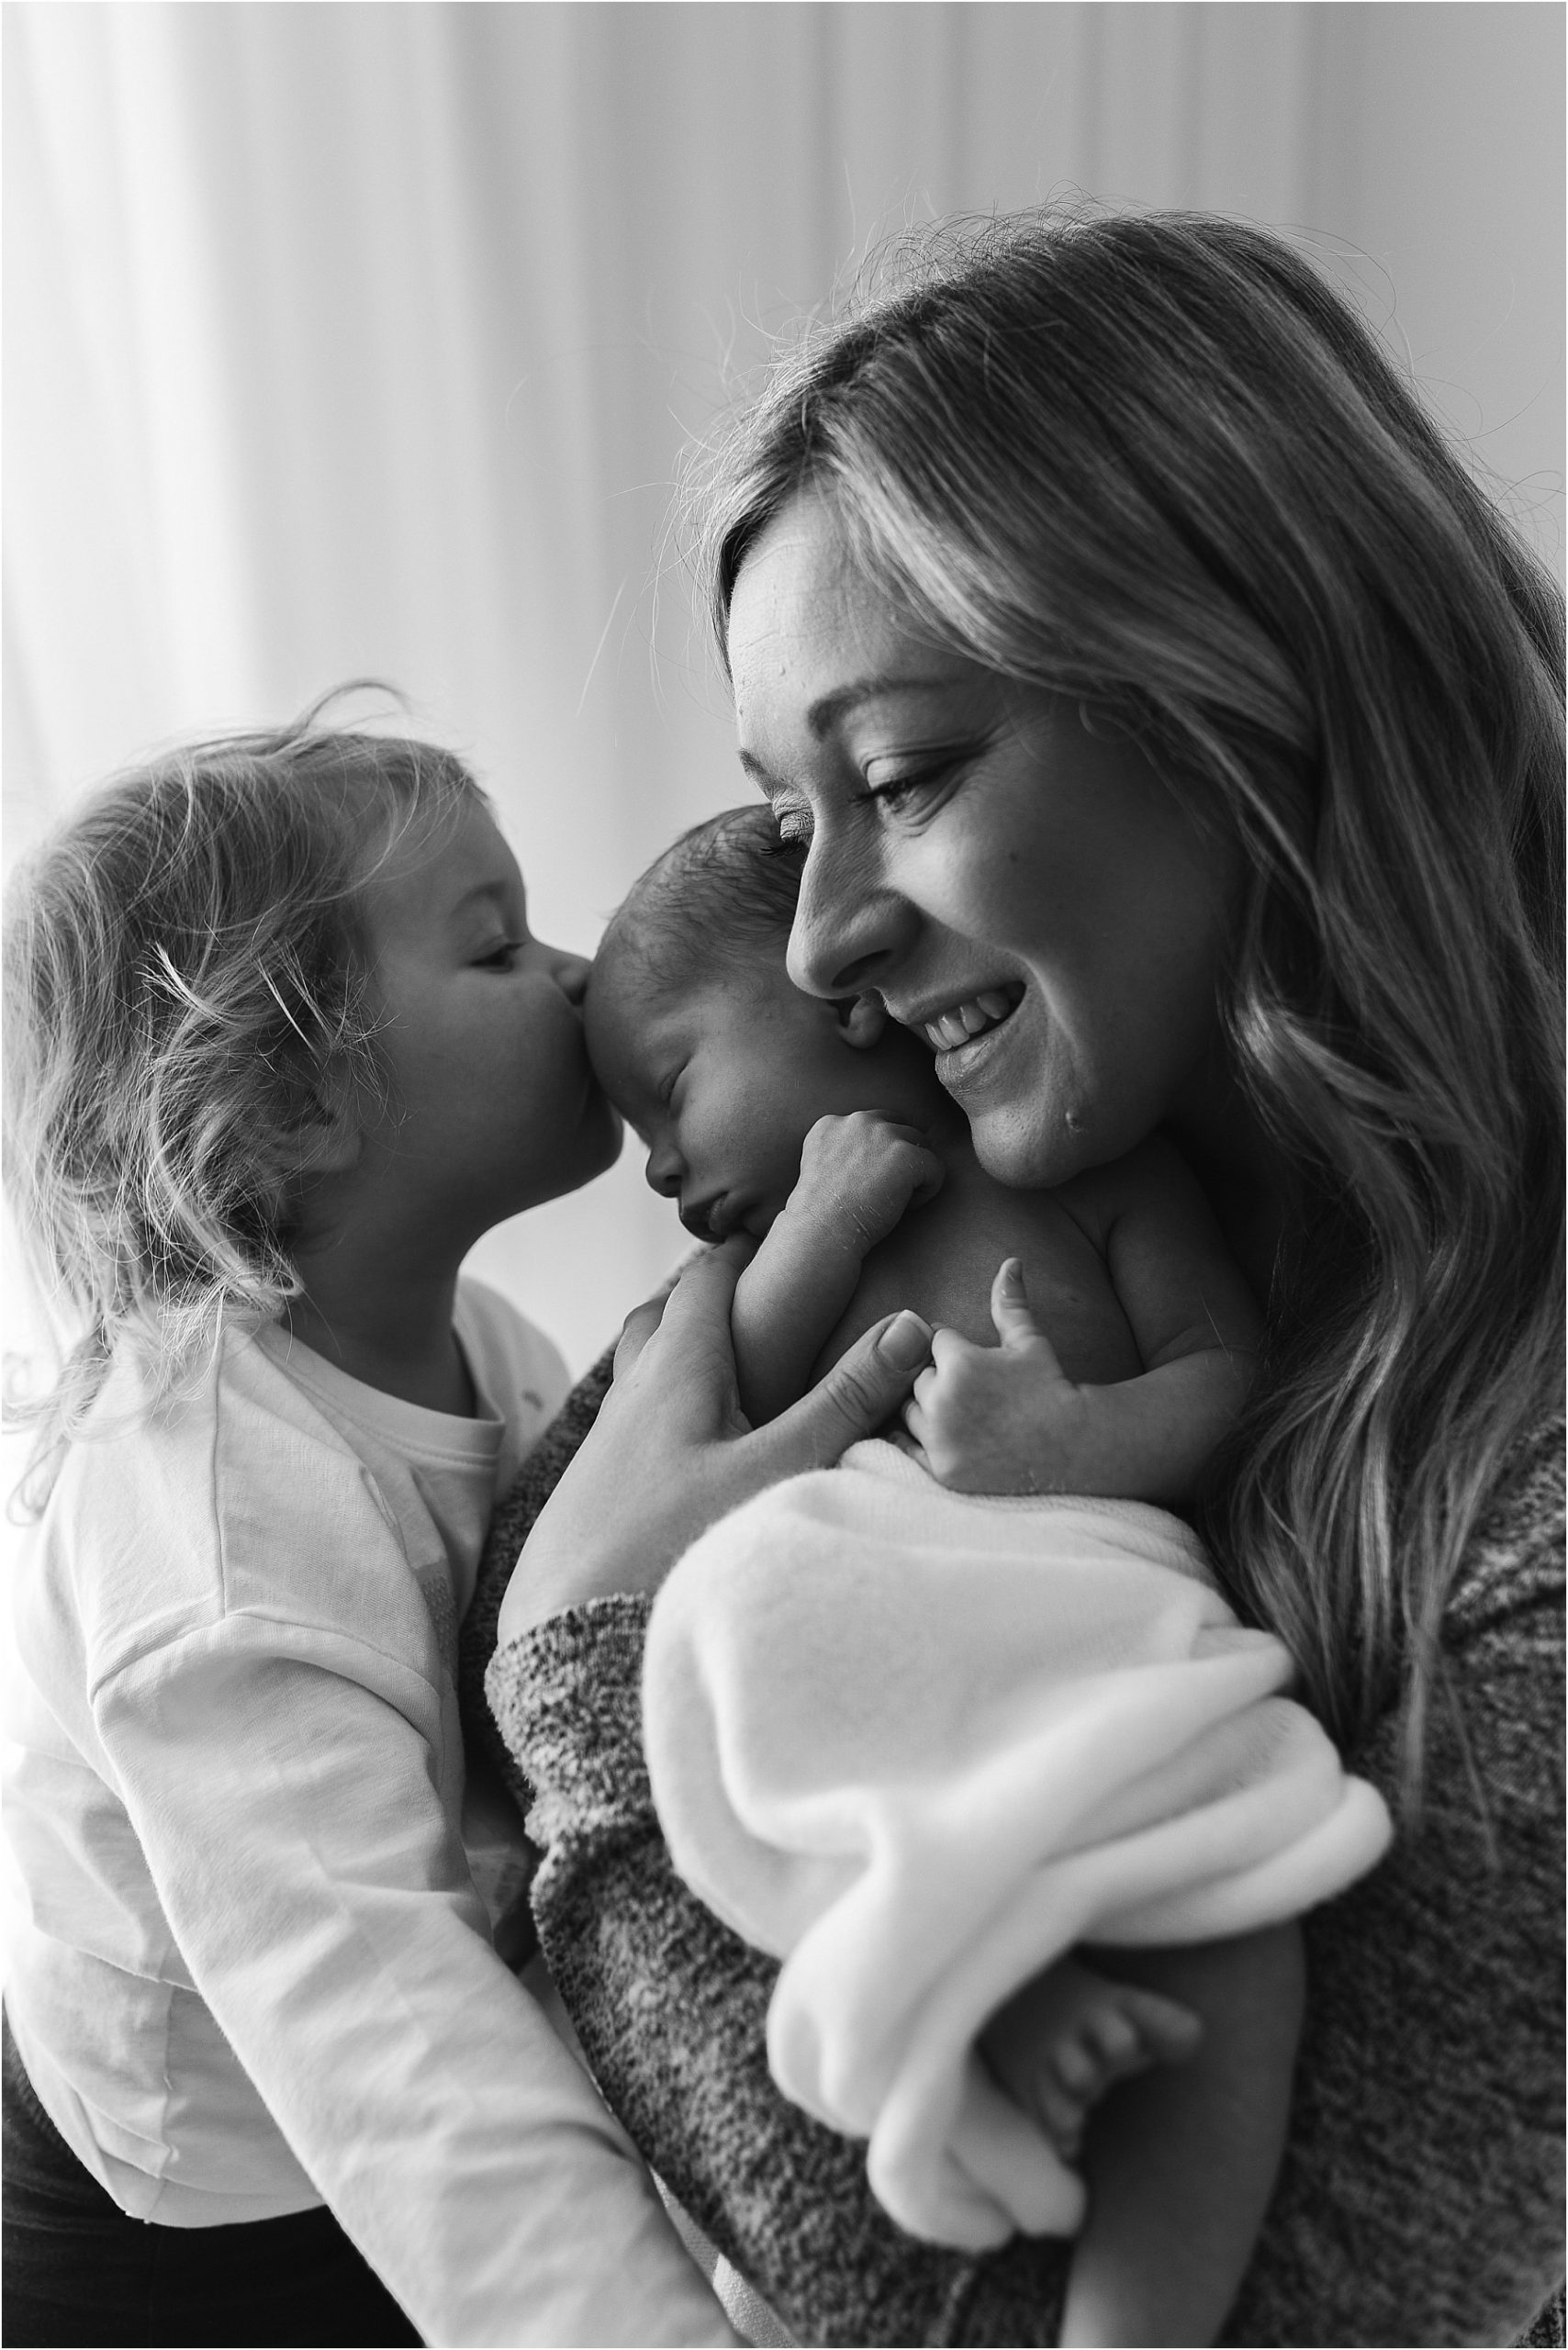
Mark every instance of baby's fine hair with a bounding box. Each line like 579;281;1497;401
3;695;481;1465
600;805;803;993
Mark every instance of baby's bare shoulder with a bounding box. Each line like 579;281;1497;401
819;1155;1144;1385
1052;1132;1207;1247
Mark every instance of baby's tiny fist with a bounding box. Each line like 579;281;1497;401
796;1111;946;1255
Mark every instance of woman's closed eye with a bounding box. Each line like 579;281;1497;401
859;745;980;822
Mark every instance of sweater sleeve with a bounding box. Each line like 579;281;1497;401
1218;1427;1565;2348
459;1346;618;1825
488;1600;1070;2348
480;1374;1562;2349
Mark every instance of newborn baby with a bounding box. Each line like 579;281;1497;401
584;808;1386;2348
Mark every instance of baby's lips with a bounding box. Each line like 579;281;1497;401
681;1192;749;1242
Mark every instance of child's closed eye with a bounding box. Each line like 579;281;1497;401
471;940;521;971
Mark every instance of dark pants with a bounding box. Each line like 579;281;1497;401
2;2015;421;2347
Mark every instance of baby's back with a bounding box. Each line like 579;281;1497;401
813;1145;1145;1388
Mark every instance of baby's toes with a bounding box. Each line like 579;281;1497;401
1109;1985;1203;2073
1034;2059;1092;2157
1050;2027;1105;2102
1081;2004;1143;2075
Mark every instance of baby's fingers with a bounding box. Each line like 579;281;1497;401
991;1259;1064;1374
907;1143;946;1211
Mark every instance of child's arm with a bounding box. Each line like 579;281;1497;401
984;1927;1305;2348
907;1133;1260;1500
731;1111;944;1424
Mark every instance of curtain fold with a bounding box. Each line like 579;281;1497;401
6;0;1561;1371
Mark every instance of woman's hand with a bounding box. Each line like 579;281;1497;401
497;1238;933;1644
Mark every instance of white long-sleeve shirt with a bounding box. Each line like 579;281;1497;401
3;1280;736;2347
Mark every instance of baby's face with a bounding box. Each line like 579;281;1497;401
586;948;899;1241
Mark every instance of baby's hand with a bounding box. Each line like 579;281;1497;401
904;1258;1083;1492
787;1111;946;1261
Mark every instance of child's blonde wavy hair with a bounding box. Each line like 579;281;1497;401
4;695;481;1494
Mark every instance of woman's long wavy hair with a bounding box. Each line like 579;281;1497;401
4;699;480;1499
693;209;1564;1798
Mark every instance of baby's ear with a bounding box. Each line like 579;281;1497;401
834;993;888;1051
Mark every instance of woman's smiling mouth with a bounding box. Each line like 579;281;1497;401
916;984;1024;1054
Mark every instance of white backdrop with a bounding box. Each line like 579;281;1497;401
6;0;1562;1375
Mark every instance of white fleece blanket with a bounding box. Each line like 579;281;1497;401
643;1438;1393;2254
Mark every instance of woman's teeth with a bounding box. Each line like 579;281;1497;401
923;989;1016;1052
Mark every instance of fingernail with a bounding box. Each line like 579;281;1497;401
877;1312;932;1371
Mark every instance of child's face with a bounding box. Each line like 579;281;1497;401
350;797;622;1248
585;942;934;1241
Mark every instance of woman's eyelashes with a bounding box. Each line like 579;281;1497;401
857;747;977;822
861;765;948;815
768;747;970;842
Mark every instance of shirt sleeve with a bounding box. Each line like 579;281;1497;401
93;1615;739;2349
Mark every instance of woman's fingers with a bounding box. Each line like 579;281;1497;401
758;1310;933;1477
654;1235;755;1336
613;1237;756;1386
503;1270;928;1642
613;1296;666;1378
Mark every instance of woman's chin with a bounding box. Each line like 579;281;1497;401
966;1101;1100;1191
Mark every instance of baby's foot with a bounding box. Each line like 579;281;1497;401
980;1956;1202;2160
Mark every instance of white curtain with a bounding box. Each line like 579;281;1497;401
6;0;1562;1375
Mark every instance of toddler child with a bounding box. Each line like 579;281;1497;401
571;805;1391;2349
0;710;742;2349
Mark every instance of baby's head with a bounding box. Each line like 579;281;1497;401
587;807;946;1240
5;700;615;1408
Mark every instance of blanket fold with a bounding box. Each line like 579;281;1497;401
643;1439;1392;2253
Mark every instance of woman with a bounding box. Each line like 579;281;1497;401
477;212;1563;2345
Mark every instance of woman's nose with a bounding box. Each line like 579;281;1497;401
785;838;912;1000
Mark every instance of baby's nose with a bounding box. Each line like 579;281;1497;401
645;1141;683;1199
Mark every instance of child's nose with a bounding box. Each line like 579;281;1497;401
551;951;592;1006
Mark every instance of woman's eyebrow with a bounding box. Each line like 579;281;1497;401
806;675;968;737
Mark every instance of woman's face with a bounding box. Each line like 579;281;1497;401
727;493;1241;1190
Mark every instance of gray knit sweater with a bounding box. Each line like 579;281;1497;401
467;1366;1563;2347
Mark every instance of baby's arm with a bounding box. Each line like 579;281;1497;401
910;1133;1260;1500
731;1112;944;1424
985;1928;1305;2348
